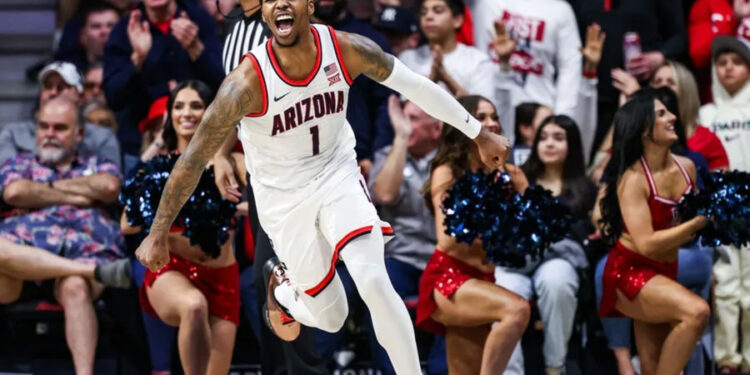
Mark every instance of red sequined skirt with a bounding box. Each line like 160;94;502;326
140;254;241;325
417;249;495;335
599;241;678;317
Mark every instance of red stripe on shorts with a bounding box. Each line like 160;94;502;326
304;225;373;297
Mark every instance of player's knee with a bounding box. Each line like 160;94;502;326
353;268;391;303
317;295;349;332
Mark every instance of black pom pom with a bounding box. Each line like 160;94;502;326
678;170;750;248
119;154;237;258
441;170;570;267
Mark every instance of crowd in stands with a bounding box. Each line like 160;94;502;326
1;0;750;374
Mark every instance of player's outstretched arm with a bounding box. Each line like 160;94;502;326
336;31;510;168
136;61;258;271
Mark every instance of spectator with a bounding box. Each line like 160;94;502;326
368;96;445;374
55;3;121;73
498;115;594;375
688;0;737;102
83;100;118;131
612;60;730;171
577;22;606;164
0;61;121;170
83;63;107;105
568;0;688;160
398;0;495;100
700;35;750;374
0;97;130;375
123;80;242;375
103;0;224;173
311;0;394;175
511;102;552;166
467;0;582;124
138;96;169;163
373;6;420;56
700;35;750;171
197;0;235;29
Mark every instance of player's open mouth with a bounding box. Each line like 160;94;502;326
275;14;294;37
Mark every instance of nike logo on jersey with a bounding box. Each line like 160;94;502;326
271;90;345;136
725;134;741;142
274;92;290;101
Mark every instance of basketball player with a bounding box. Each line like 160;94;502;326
135;0;510;372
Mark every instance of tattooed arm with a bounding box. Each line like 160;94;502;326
135;59;260;270
336;31;510;168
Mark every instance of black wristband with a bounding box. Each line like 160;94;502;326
48;180;54;189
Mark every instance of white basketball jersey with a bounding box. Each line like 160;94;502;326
238;24;357;190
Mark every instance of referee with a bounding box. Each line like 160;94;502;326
216;1;327;374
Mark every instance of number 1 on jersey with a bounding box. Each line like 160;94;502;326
310;125;320;155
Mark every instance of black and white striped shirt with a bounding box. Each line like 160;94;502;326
222;7;272;74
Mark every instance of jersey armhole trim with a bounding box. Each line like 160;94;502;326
241;52;268;117
327;26;353;86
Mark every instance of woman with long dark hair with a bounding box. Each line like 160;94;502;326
511;102;552;166
593;87;714;375
522;115;595;221
494;115;595;374
417;95;530;375
598;90;709;375
122;80;245;375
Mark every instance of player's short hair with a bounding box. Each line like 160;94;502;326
419;0;465;17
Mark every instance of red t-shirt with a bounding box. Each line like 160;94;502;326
456;5;474;46
687;125;730;170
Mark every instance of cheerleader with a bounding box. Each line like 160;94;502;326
122;80;245;375
417;95;530;375
598;89;709;375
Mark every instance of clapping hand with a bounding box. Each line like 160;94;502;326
429;45;446;83
127;9;152;68
171;11;204;60
387;94;412;141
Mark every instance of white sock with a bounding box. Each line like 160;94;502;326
273;280;316;326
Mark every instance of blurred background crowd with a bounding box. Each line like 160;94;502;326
0;0;749;374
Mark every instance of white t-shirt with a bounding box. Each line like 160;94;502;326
699;76;750;172
466;0;582;118
398;43;496;103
